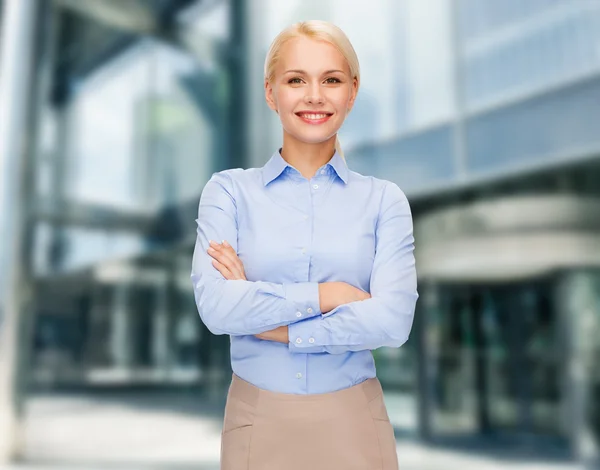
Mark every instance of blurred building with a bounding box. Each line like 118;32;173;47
1;0;600;465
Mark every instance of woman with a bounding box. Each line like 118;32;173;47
191;20;418;470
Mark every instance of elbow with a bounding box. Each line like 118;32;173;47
192;278;228;336
382;295;417;348
200;312;227;336
381;327;410;349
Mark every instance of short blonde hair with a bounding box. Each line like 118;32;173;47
264;21;360;160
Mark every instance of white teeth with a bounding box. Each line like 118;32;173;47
300;113;329;120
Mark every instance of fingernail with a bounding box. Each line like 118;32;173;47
222;240;229;247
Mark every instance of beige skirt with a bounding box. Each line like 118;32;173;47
220;373;399;470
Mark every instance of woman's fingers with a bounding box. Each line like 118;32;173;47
220;241;246;275
208;245;241;278
214;244;244;277
207;240;246;280
211;259;234;280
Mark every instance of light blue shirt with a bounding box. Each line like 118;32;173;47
191;150;418;394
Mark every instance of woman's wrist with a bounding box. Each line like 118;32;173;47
318;283;332;313
318;282;343;313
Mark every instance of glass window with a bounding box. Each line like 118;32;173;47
466;77;600;175
461;0;600;110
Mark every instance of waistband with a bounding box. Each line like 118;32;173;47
228;373;383;410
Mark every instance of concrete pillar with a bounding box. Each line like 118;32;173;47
416;281;440;441
557;270;600;467
110;283;133;369
152;283;170;372
0;0;40;463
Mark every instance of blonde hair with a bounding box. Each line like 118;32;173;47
264;20;360;161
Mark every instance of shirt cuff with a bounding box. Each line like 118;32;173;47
283;282;322;321
288;316;328;353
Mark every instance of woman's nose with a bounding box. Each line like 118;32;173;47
304;82;324;104
304;92;324;104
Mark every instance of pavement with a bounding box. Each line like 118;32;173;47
0;391;582;470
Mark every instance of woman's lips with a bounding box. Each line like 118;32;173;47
295;112;333;125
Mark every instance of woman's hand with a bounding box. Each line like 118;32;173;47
319;282;371;313
255;325;289;344
207;240;287;342
207;240;247;281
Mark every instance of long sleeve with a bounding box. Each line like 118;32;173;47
288;182;418;354
191;171;321;336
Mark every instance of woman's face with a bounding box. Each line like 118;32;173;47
265;36;358;147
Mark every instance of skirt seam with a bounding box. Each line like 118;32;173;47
370;412;385;470
246;389;260;469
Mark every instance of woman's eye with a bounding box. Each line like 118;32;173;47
288;78;303;84
325;77;341;84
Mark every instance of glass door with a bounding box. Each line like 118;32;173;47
429;277;562;438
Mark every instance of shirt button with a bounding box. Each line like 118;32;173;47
296;311;302;318
307;307;313;314
296;372;303;379
301;248;306;254
312;184;319;190
309;338;315;343
295;337;302;344
303;214;309;220
320;170;326;175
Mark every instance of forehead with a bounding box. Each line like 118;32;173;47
277;36;349;73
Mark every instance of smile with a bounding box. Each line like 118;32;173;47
295;112;333;124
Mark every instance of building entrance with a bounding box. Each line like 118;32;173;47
428;277;562;438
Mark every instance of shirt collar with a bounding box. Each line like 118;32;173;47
327;150;349;184
262;149;349;186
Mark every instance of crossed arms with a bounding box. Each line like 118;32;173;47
190;172;419;355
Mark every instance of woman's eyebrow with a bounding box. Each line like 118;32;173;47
283;69;346;75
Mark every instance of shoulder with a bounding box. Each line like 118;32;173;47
204;167;263;194
347;170;409;207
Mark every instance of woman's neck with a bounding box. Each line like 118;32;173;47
280;135;337;180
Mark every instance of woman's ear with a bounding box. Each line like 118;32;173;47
347;77;359;113
265;79;278;112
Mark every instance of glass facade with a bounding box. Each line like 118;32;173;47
345;0;600;189
28;0;233;385
458;0;600;110
466;77;600;174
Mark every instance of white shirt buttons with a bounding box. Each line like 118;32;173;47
307;307;313;314
312;184;319;190
296;372;303;379
320;169;326;175
295;337;302;344
301;247;307;254
296;311;302;318
308;337;315;344
303;214;309;220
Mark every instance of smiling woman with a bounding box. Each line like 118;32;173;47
191;20;417;470
264;21;360;164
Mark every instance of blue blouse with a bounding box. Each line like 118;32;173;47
191;150;418;394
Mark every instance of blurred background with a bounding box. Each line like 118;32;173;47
1;0;600;468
